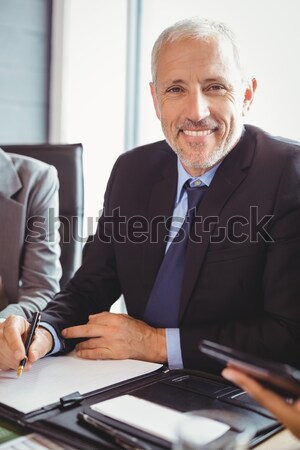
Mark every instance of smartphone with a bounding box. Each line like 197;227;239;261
199;339;300;398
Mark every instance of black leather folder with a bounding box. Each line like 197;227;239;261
0;367;282;449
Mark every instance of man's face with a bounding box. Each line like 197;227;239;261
150;37;256;176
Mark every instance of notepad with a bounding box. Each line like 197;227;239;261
91;395;229;444
0;353;162;414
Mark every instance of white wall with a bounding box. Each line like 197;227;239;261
50;0;127;235
137;0;300;146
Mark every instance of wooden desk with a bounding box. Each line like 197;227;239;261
256;429;300;449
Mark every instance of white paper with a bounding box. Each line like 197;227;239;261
0;353;161;414
92;395;229;444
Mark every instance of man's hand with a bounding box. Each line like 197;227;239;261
62;312;167;364
0;315;53;371
222;367;300;439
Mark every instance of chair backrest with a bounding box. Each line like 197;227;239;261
1;143;84;288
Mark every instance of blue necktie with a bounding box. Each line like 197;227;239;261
144;181;207;327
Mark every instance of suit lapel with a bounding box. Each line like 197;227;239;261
179;130;256;321
0;149;22;196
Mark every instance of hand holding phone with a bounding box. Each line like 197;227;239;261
199;340;300;398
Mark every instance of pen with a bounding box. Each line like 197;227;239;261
17;312;41;377
77;412;152;450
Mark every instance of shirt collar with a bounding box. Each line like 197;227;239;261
176;158;221;203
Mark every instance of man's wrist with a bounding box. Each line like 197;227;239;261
39;321;63;355
38;326;54;354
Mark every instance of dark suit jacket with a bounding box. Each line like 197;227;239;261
42;125;300;370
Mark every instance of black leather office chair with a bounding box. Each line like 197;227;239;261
1;143;84;288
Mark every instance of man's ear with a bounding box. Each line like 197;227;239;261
242;78;257;116
150;82;161;120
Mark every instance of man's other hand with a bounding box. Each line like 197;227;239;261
62;312;167;364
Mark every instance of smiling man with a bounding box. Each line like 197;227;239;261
1;18;300;373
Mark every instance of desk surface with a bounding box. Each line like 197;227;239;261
256;429;300;449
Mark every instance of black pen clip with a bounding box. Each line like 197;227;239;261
60;391;83;407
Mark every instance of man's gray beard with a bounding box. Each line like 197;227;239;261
166;139;232;170
166;128;243;170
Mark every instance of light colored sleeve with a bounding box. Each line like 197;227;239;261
166;328;184;369
0;165;62;319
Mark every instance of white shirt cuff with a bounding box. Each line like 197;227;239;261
166;328;184;369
